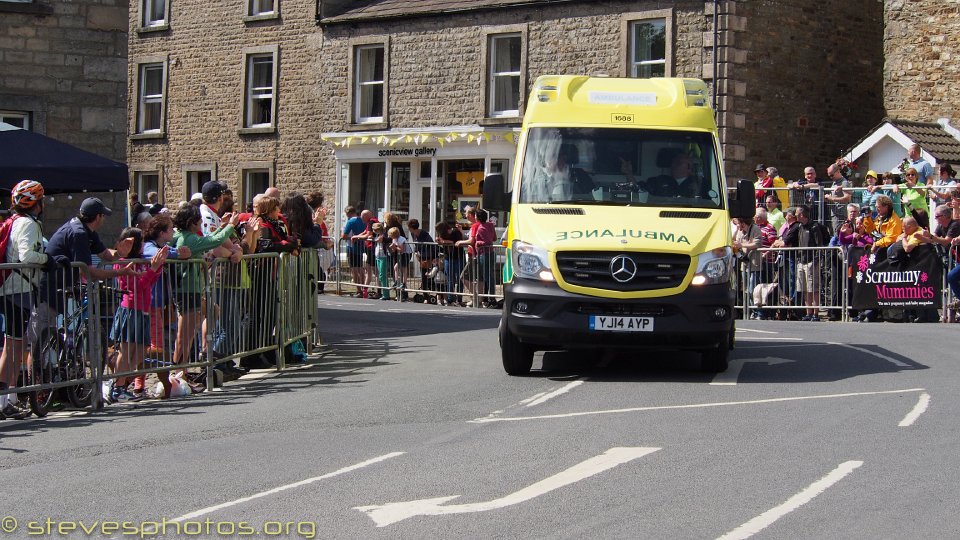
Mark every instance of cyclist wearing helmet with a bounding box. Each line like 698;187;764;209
0;180;65;420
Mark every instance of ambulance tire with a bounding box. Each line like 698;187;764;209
700;333;730;373
501;325;533;376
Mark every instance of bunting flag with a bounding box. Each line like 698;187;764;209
504;132;516;144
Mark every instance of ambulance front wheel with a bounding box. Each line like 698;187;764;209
700;332;730;373
501;324;534;376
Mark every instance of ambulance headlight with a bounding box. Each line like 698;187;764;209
691;247;733;286
513;240;555;282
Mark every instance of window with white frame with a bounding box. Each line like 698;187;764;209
0;110;30;129
354;44;384;123
137;63;165;133
186;169;213;199
244;53;276;128
243;169;271;207
629;19;666;78
248;0;274;16
141;0;167;28
488;34;521;117
135;171;160;202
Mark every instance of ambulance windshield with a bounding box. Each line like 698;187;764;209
518;127;723;209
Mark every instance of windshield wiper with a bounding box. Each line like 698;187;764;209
547;199;631;206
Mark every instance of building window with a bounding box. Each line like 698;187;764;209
248;0;274;16
141;0;168;28
243;169;272;207
135;171;160;202
629;19;667;78
0;110;30;129
241;46;278;132
184;167;215;199
354;44;384;124
136;62;166;134
488;34;521;118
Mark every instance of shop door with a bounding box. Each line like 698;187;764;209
390;162;411;221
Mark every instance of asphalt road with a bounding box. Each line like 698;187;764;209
1;296;957;539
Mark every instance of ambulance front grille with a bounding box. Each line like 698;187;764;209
556;251;690;291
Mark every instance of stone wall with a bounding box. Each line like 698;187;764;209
127;0;327;203
884;0;960;124
0;0;129;243
720;0;885;182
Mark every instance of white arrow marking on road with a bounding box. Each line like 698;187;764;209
172;452;404;522
830;342;910;368
716;460;863;540
355;447;660;527
526;380;584;407
468;388;925;423
899;392;931;427
710;358;794;386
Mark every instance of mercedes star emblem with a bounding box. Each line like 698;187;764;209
609;255;638;283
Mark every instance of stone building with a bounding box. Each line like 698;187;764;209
883;0;960;126
126;0;887;233
0;0;128;241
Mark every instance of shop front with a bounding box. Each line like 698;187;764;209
321;126;519;237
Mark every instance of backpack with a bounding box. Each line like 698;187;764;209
0;214;24;287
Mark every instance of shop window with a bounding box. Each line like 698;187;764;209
487;33;521;118
354;44;384;123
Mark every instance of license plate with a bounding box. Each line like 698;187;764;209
589;316;654;332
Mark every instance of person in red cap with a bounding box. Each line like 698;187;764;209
0;180;62;419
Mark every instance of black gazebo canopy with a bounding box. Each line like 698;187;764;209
0;124;128;194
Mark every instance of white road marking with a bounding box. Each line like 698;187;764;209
735;337;804;341
518;392;548;405
709;358;794;386
355;447;660;527
171;452;405;522
898;392;931;427
830;342;910;368
736;328;780;334
525;380;584;407
469;388;925;423
716;460;863;540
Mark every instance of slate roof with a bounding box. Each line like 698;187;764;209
319;0;573;24
889;119;960;164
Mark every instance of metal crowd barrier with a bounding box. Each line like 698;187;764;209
0;250;320;415
734;246;846;321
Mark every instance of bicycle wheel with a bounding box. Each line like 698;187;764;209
64;324;107;408
29;329;62;418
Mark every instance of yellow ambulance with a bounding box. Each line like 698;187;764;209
482;75;754;375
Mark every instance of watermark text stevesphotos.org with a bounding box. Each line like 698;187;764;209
1;516;319;538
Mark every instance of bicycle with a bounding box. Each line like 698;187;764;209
27;286;117;416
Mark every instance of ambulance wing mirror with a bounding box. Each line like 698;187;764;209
730;179;755;220
482;174;509;212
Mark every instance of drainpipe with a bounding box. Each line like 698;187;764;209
712;0;719;112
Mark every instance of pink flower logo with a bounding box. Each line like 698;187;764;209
921;272;928;283
857;255;870;272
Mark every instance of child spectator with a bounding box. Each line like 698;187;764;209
388;226;412;299
372;222;391;300
103;227;169;402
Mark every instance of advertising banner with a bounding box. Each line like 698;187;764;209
849;246;942;309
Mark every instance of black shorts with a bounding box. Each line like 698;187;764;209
365;246;376;266
347;249;364;268
1;294;32;339
175;292;204;313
